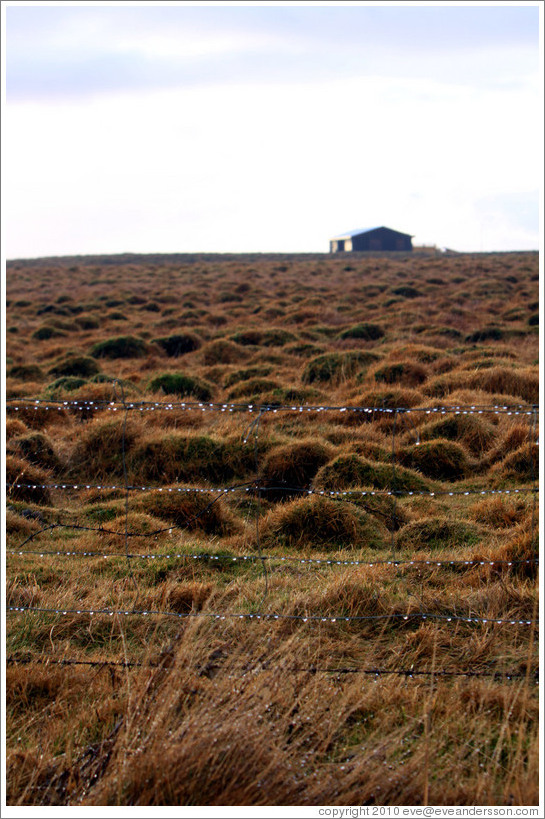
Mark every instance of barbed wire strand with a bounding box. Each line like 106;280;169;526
7;480;539;499
5;397;538;415
6;547;538;569
5;655;538;682
9;509;540;570
6;606;537;626
6;396;539;701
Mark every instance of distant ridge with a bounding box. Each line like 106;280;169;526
7;250;538;266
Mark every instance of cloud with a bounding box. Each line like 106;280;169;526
4;69;540;257
5;5;540;257
6;5;539;102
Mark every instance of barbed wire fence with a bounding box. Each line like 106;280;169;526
6;393;540;681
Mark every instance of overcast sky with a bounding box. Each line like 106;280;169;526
3;2;542;258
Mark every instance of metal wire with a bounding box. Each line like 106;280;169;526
7;481;539;498
7;606;537;626
5;397;538;415
6;395;539;694
7;548;537;569
6;655;538;682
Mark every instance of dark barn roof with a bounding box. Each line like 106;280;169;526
331;226;413;240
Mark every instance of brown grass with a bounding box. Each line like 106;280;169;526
5;250;539;807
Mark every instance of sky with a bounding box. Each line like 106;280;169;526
2;1;542;257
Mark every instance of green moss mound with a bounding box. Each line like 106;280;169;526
149;373;213;402
349;492;408;531
137;492;239;536
88;374;136;391
260;387;324;406
302;351;380;385
227;378;280;401
465;327;504;342
8;364;45;381
154;333;201;357
396;517;482;550
338;323;385;341
32;325;67;341
373;362;427;387
224;367;273;388
8;432;61;473
285;343;324;358
392;286;422;298
46;377;88;394
48;355;100;378
202;339;248;365
90;335;148;359
75;314;100;330
129;434;256;484
231;328;296;347
358;387;425;408
398;438;472;481
419;414;496;455
260;440;333;501
70;419;139;481
434;327;462;340
314;454;431;494
37;304;71;316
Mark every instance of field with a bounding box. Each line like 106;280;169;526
5;250;540;806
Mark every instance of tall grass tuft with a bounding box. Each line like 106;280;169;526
397;438;473;481
6;455;51;505
260;495;387;550
260;440;333;500
149;372;213;402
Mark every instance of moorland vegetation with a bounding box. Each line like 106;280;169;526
5;250;539;806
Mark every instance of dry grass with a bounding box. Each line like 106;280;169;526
5;250;539;806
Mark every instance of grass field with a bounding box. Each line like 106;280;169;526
5;250;540;806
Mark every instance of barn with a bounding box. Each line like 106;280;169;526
329;226;413;253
